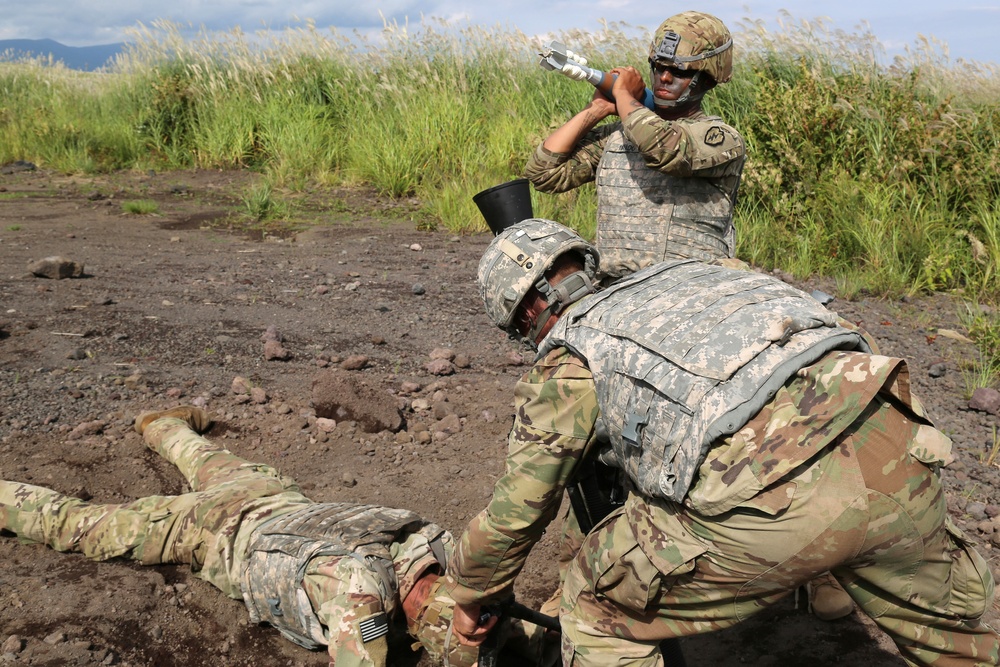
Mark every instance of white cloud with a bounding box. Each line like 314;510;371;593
0;0;997;62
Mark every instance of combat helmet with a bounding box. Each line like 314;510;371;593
478;219;599;343
648;11;733;106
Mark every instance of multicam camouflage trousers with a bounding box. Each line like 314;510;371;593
561;397;1000;667
0;416;311;599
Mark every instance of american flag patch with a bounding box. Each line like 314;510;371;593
359;613;389;643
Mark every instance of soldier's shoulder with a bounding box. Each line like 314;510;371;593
531;346;592;381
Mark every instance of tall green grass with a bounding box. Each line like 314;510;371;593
1;15;998;303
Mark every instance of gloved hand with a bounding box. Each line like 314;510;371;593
558;49;590;81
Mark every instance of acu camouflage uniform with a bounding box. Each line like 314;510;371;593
0;417;452;667
448;260;999;667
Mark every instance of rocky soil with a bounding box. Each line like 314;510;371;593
0;166;998;666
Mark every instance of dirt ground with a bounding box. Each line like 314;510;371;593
1;167;998;666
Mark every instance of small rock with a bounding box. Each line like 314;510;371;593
344;281;361;291
927;362;948;378
316;418;337;433
409;243;423;251
43;631;66;645
400;381;422;394
416;431;433;444
261;325;283;343
411;398;431;412
432;401;454;420
67;420;107;440
1;636;23;654
432;413;462;435
263;340;292;361
371;335;386;346
342;473;357;488
967;501;988;522
425;359;455;376
506;349;529;366
161;300;174;307
231;376;251;395
250;387;268;404
275;403;292;415
312;285;330;295
29;256;84;280
453;353;471;369
481;409;496;423
969;388;1000;416
430;348;456;361
411;283;426;295
66;348;87;361
395;431;413;444
341;355;369;371
165;387;184;399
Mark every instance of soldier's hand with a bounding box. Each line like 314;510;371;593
587;88;617;118
451;602;499;646
611;66;646;101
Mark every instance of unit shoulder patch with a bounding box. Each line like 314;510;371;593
704;126;726;146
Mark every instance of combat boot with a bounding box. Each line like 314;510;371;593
807;571;854;621
134;405;212;435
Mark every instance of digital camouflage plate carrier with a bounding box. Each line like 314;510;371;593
241;503;446;649
539;260;872;502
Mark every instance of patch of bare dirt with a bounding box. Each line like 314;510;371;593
0;168;997;666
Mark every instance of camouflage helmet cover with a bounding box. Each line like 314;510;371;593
478;218;599;332
648;11;733;84
407;577;479;667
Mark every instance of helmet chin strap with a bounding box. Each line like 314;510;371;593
523;268;597;344
652;70;707;109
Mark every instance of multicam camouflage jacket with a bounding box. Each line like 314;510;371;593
525;109;745;279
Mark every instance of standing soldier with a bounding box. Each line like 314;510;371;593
527;11;745;281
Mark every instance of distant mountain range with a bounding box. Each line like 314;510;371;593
0;39;125;71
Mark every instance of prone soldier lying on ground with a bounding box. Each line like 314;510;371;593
0;406;479;667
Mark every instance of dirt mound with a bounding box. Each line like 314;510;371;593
312;369;405;433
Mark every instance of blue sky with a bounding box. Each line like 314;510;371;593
1;1;998;65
